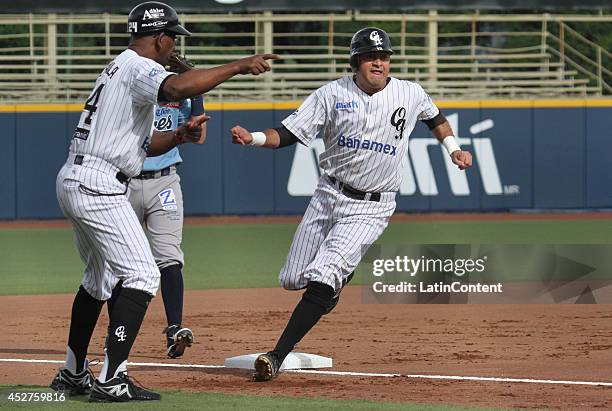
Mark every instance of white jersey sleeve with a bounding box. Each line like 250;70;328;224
415;85;440;121
281;88;328;146
131;61;174;106
67;49;177;177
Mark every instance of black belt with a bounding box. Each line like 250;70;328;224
328;176;381;202
74;155;129;184
133;166;172;180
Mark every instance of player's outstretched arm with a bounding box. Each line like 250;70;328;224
430;120;473;170
162;54;279;102
230;125;281;148
148;114;210;156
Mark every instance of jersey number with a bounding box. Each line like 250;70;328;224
73;83;105;140
84;83;105;125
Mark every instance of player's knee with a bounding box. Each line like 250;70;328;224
302;281;335;312
279;263;311;290
279;275;294;290
160;263;182;277
120;287;153;308
278;270;305;290
158;257;183;272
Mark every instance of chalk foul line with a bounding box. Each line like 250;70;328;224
0;358;610;387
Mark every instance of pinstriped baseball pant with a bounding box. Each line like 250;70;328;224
279;175;396;292
56;162;160;301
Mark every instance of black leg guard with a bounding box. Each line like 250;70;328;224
272;281;335;363
106;280;123;318
68;286;104;373
103;288;152;381
160;264;184;326
324;272;355;315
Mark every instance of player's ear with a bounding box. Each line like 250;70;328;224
153;32;164;52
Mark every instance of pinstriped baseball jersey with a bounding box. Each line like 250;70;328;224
282;76;439;193
70;49;173;178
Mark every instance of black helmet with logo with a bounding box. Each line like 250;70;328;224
349;27;393;69
127;1;191;36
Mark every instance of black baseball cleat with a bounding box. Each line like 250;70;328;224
49;362;94;396
88;372;161;402
164;324;194;359
253;351;282;382
325;272;355;315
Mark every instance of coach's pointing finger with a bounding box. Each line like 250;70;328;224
261;53;280;61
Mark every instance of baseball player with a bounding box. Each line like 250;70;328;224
231;27;472;382
126;53;204;359
50;1;277;402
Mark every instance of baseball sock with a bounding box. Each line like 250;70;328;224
66;285;104;374
101;287;151;382
160;264;184;326
272;281;334;362
105;280;123;318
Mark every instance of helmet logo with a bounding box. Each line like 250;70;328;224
143;8;165;20
369;31;383;46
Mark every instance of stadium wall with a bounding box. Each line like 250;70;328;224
0;100;611;219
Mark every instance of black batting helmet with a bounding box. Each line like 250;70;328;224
127;1;191;36
349;27;393;69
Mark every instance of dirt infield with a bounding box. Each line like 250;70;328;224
1;288;611;409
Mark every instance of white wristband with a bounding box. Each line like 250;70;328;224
249;132;266;147
442;136;461;156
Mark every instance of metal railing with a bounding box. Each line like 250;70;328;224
0;11;610;102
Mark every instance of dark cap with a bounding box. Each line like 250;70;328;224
350;27;393;57
127;1;191;36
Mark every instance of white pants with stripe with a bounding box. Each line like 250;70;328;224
56;155;160;301
279;175;396;292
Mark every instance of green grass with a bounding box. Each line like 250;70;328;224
0;386;505;410
1;219;611;295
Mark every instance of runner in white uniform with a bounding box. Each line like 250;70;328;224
230;27;473;382
50;1;277;402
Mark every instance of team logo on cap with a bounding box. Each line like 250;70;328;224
369;31;383;46
143;8;165;20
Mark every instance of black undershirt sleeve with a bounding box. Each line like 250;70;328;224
422;111;446;130
274;126;301;148
157;74;176;103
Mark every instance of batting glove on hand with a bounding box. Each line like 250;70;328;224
167;52;195;74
